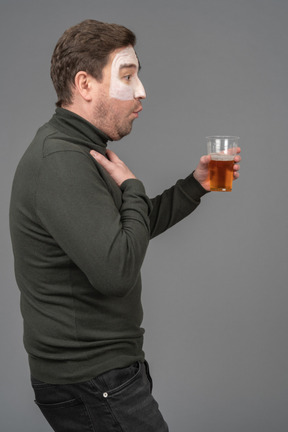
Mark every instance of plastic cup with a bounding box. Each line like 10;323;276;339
206;136;239;192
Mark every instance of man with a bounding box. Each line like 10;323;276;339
9;19;240;431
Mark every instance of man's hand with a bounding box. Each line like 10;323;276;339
193;147;241;191
90;149;136;186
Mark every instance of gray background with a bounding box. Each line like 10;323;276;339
1;0;287;431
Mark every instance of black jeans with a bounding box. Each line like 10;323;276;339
31;361;169;431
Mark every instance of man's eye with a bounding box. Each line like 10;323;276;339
123;75;132;82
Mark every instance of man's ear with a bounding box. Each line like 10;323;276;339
74;71;94;102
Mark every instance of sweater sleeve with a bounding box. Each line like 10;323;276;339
35;150;152;297
149;172;209;239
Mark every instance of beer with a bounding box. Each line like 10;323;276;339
209;154;234;192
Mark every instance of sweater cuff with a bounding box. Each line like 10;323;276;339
180;171;210;202
120;178;146;193
120;178;153;214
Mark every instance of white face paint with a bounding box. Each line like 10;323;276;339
109;46;146;101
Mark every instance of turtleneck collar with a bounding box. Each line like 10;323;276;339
49;108;111;155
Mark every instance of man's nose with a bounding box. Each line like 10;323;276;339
134;78;146;100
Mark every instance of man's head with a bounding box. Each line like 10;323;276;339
50;19;146;140
51;19;137;108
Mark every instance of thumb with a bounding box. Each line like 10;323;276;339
199;154;211;167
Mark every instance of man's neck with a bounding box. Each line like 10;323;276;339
61;103;92;125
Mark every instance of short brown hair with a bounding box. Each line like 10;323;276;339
50;19;136;107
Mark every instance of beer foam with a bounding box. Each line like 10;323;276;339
210;153;235;161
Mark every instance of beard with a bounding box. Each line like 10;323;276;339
92;97;136;141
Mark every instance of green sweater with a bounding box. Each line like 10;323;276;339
9;108;208;384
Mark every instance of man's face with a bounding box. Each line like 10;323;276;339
91;46;146;140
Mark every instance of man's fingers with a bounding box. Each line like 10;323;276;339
105;149;119;162
200;155;211;166
234;154;241;163
90;149;136;186
90;150;110;168
233;171;240;179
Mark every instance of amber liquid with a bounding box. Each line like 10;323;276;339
209;158;234;191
